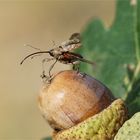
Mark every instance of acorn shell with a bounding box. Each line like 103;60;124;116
38;70;114;130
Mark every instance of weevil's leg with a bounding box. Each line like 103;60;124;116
72;61;80;72
42;57;55;63
49;59;58;77
72;62;86;78
40;70;50;83
41;61;47;82
41;58;55;81
52;40;56;47
72;64;76;70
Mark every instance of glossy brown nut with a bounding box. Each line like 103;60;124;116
38;70;114;131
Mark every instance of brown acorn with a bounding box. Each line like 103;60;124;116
38;70;115;131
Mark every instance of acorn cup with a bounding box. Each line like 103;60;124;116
38;70;128;140
53;99;127;140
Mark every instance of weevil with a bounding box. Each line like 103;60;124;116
20;33;94;79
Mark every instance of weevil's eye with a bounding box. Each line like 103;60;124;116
59;46;63;49
49;49;54;53
69;33;80;40
58;46;63;51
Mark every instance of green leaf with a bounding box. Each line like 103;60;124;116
127;97;140;116
77;0;140;116
41;137;52;140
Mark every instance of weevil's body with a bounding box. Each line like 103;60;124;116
48;33;82;64
20;33;94;78
49;48;93;65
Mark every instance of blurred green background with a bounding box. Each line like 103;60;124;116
0;0;115;140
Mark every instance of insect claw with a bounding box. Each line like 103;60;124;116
78;72;86;78
40;71;46;79
40;71;52;83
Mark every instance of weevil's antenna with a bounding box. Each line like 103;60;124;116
24;44;42;51
23;44;43;60
20;51;50;65
49;59;58;77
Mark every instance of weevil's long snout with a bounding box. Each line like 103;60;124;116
20;51;50;65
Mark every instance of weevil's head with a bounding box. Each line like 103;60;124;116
69;33;80;40
49;46;63;58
